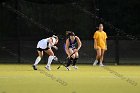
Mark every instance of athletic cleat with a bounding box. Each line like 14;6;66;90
72;66;78;69
45;66;51;71
32;65;37;70
99;63;104;67
66;66;71;71
93;60;98;66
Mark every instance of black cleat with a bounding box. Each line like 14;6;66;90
66;66;70;71
32;65;37;70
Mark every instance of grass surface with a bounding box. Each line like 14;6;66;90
0;64;140;93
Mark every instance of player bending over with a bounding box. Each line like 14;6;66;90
93;24;107;66
65;32;82;70
33;35;59;71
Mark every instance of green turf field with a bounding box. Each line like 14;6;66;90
0;64;140;93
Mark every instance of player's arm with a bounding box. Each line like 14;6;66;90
48;38;53;48
52;46;58;50
94;39;98;49
65;39;70;57
48;37;58;50
104;33;107;50
75;36;82;51
104;39;107;50
93;32;98;49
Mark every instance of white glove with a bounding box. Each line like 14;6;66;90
53;56;58;61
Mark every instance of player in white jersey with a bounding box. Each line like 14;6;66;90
33;35;59;71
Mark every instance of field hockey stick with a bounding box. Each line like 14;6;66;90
57;52;76;69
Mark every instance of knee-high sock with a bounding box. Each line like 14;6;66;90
34;56;41;66
72;58;78;66
47;56;55;67
66;58;73;67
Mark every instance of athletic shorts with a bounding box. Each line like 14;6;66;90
96;46;106;50
37;47;50;51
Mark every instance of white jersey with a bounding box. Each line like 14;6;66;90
37;37;56;49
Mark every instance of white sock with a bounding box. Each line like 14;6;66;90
46;56;55;67
34;56;41;66
93;59;98;65
95;59;98;62
94;60;98;63
100;62;103;65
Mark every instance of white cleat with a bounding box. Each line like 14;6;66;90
72;66;78;69
93;60;98;66
99;63;104;67
45;66;51;71
66;66;71;71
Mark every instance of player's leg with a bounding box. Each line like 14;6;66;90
93;47;101;66
99;49;105;66
33;50;43;70
44;48;57;70
72;51;79;69
66;48;75;70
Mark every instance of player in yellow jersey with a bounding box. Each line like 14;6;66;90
93;24;107;66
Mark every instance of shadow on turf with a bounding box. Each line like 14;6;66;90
0;91;6;93
103;66;138;86
38;68;68;86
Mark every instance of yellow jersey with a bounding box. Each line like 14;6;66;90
93;30;107;49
